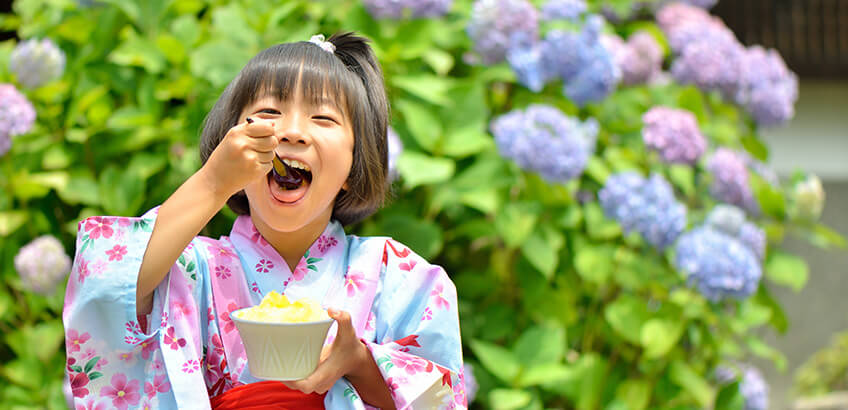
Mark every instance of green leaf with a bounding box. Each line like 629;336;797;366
375;214;443;259
396;151;455;189
517;363;573;387
585;156;611;184
99;165;146;216
669;360;714;407
668;165;695;198
88;371;103;381
604;295;650;345
677;86;706;122
520;226;563;279
765;251;809;292
84;356;100;374
31;321;65;362
615;379;652;410
715;381;745;410
422;48;454;75
440;126;493;158
0;211;28;236
4;358;43;389
741;134;768;162
584;203;621;240
495;202;539;249
469;339;520;384
189;40;254;87
108;30;167;73
745;336;787;371
392;75;453;106
575;243;616;285
396;99;441;152
489;389;532;410
750;173;785;219
640;318;684;358
513;325;565;366
210;4;258;48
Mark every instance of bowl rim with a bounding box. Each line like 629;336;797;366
229;307;335;326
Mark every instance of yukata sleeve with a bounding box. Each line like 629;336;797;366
62;208;212;409
363;239;467;410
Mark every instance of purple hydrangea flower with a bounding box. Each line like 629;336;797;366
0;84;37;157
467;0;539;64
463;363;478;403
675;226;762;301
642;106;706;164
541;0;587;21
14;235;72;295
387;126;403;181
656;3;726;52
604;31;663;86
707;148;759;214
735;46;798;127
363;0;454;19
672;0;718;8
715;365;769;410
670;33;746;99
599;172;688;250
10;38;66;89
706;205;766;260
490;104;598;183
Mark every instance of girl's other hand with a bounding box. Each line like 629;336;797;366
283;309;367;395
201;118;278;199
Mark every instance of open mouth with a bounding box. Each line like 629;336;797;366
268;155;312;203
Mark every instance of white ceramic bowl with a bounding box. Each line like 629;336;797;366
230;309;334;381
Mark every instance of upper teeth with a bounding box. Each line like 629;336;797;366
282;158;311;172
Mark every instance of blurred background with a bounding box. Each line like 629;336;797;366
0;0;846;409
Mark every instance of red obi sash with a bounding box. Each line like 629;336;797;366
210;381;325;410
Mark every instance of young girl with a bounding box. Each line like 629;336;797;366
63;32;466;410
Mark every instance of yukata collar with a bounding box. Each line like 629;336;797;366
228;215;347;281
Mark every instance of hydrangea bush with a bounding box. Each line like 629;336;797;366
0;0;843;408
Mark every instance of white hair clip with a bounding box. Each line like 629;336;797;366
308;34;336;53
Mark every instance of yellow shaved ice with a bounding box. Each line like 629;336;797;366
235;291;329;323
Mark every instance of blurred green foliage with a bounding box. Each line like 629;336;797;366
0;0;844;409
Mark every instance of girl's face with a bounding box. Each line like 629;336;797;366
240;91;354;234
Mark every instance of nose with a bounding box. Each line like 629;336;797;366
277;112;311;146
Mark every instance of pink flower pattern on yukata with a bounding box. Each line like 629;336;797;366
124;336;140;345
182;359;200;373
137;337;157;359
292;258;309;280
391;354;429;375
251;281;260;293
105;245;127;261
422;307;433;321
215;265;231;279
81;347;108;370
250;225;269;247
75;396;108;410
84;217;114;240
220;302;239;333
125;321;142;335
75;258;90;283
210;244;236;260
171;301;194;320
255;259;274;273
207;307;215;324
90;259;108;277
163;327;186;350
67;329;90;353
430;282;451;310
210;333;225;357
317;235;338;254
69;372;90;398
143;374;170;398
345;270;367;297
117;351;135;365
386;376;409;400
101;373;141;410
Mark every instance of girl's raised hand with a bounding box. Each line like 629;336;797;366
201;117;278;198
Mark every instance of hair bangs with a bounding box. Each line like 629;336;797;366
228;42;365;121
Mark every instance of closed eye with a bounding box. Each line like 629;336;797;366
313;115;338;124
258;108;280;115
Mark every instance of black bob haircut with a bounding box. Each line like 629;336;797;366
199;32;390;226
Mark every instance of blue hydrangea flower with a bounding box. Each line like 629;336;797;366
363;0;454;19
675;226;762;301
10;38;66;89
387;126;403;181
715;365;769;410
463;363;479;403
467;0;539;64
541;0;587;21
706;205;766;260
506;33;551;92
14;235;72;295
670;32;746;99
599;172;688;250
0;84;37;157
707;148;759;214
735;46;798;127
563;44;620;106
490;104;598;183
642;106;706;164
